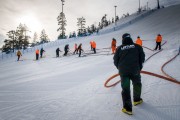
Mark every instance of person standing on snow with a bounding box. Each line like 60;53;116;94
154;34;162;50
40;48;45;58
111;38;117;54
56;47;62;57
16;50;22;61
90;41;93;51
35;49;40;60
113;33;145;115
135;36;142;46
64;44;69;56
73;43;78;54
77;43;84;57
92;41;96;54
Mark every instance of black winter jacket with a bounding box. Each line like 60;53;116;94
64;45;69;51
113;38;145;75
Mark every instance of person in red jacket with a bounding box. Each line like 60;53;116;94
73;43;78;54
154;34;162;50
111;38;117;54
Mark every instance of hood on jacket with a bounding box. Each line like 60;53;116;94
122;33;133;45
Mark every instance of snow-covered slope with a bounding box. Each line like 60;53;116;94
0;4;180;120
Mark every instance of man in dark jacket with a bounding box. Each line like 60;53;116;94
113;33;145;115
40;48;45;58
77;43;84;57
56;47;62;57
64;44;69;56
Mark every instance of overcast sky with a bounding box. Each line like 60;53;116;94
0;0;180;47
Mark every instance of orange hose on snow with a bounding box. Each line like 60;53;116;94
161;52;179;80
104;70;180;88
105;48;179;88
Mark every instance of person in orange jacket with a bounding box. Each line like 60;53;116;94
36;49;40;60
92;41;96;53
154;34;162;50
16;50;22;61
135;36;142;46
111;38;117;54
90;41;93;51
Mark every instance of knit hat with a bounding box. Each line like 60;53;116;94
122;33;133;45
122;33;131;39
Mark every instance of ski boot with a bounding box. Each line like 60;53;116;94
122;108;133;115
133;98;143;106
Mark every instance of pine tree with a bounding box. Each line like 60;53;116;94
2;39;12;53
87;26;92;35
33;32;38;43
98;22;102;30
72;31;76;38
115;15;119;22
6;30;16;52
40;29;49;44
57;12;67;39
101;14;108;27
31;32;38;47
69;32;72;38
91;24;96;33
16;23;30;49
2;23;30;53
77;17;86;37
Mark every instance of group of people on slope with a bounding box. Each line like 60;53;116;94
56;41;97;58
112;33;163;115
16;34;162;62
16;48;45;61
111;34;163;54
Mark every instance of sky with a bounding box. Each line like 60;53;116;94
0;0;180;48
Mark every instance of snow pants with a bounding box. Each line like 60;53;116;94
112;46;116;54
155;42;161;50
79;50;82;57
120;73;142;111
17;55;20;61
73;49;78;54
56;52;59;57
40;53;43;58
93;48;96;54
64;50;68;56
36;53;39;60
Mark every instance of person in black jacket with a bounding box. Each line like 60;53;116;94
56;47;62;57
40;48;45;58
77;43;84;57
64;44;69;56
113;33;145;115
